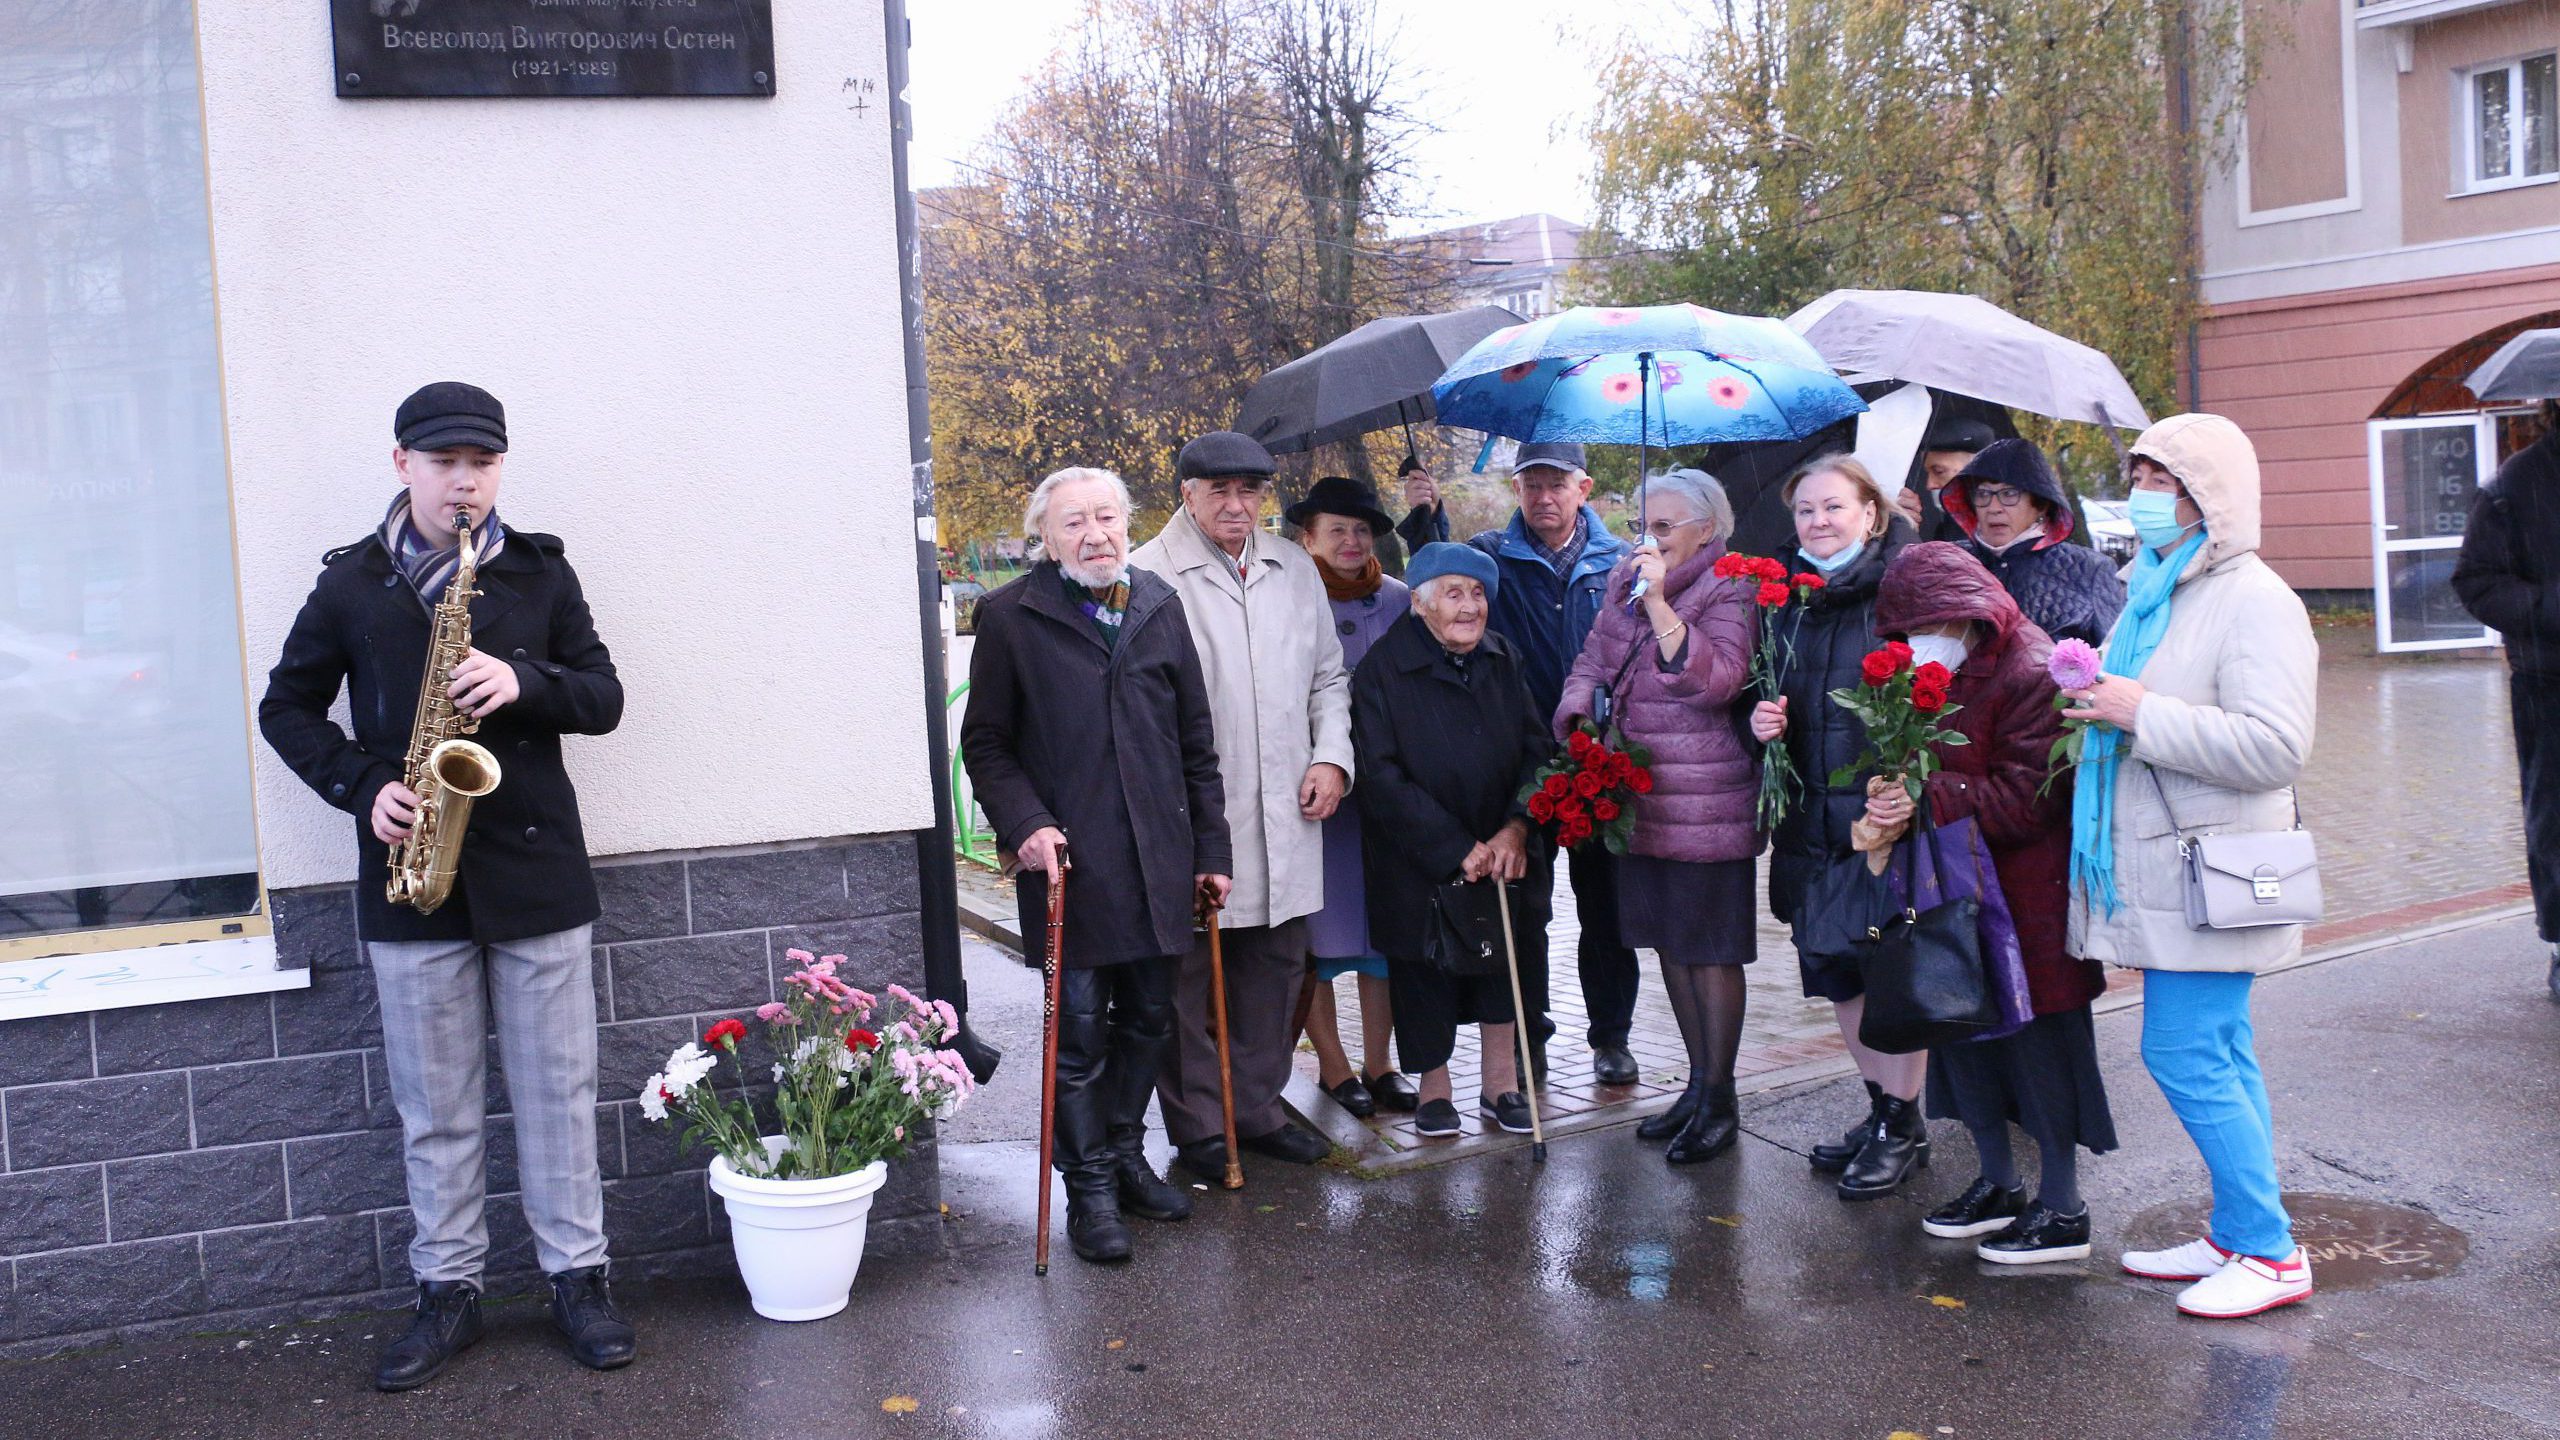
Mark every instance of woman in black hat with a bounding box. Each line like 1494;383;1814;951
1285;477;1419;1116
1942;439;2126;647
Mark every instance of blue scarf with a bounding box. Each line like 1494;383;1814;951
2069;528;2209;916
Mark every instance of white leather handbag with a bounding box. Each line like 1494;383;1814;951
2146;767;2324;931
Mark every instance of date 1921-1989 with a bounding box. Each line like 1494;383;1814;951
513;58;618;78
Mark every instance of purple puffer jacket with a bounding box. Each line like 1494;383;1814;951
1554;543;1761;864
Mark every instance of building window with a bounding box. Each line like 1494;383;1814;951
2464;51;2558;191
2;0;268;965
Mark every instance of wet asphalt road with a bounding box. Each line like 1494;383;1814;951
5;914;2554;1440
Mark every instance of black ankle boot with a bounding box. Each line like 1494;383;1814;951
1837;1093;1929;1200
547;1265;636;1371
1637;1077;1706;1142
374;1280;484;1392
1810;1081;1884;1173
1665;1081;1738;1165
1066;1183;1134;1263
1109;1126;1192;1222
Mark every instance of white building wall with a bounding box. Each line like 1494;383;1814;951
196;0;932;889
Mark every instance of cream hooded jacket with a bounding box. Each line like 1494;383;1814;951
1131;506;1354;928
2068;414;2320;975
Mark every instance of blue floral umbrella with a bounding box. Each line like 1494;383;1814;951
1431;302;1869;526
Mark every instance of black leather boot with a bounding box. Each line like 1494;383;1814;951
1837;1093;1929;1200
1065;1180;1134;1263
1109;1125;1192;1222
374;1280;484;1392
1636;1077;1705;1142
1810;1080;1884;1173
547;1266;637;1371
1665;1081;1739;1165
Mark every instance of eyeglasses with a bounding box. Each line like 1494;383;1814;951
1628;517;1707;540
1969;485;2030;506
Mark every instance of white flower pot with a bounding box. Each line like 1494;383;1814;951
706;1138;889;1322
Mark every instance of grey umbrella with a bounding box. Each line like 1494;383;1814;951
1787;289;2150;430
2466;328;2560;402
1235;305;1523;455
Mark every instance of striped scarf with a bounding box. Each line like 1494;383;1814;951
381;493;504;605
1063;571;1129;650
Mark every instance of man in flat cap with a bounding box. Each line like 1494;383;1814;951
1466;441;1635;1086
260;382;634;1391
1899;416;1996;542
1131;430;1353;1176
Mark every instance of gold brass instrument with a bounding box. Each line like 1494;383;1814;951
386;509;502;914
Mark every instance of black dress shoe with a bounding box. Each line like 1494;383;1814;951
1591;1042;1640;1086
1173;1139;1231;1186
1976;1203;2093;1265
1664;1081;1737;1164
1921;1177;2028;1239
1066;1188;1134;1263
1810;1081;1884;1173
1414;1098;1462;1137
375;1280;484;1392
1364;1070;1421;1113
547;1266;636;1371
1480;1091;1534;1134
1325;1076;1376;1118
1637;1078;1705;1142
1241;1123;1332;1165
1837;1094;1929;1200
1113;1144;1193;1222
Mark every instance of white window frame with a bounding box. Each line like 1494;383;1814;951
2457;50;2559;195
2366;414;2497;654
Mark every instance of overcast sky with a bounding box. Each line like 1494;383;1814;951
904;0;1622;230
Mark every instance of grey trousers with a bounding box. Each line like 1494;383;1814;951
1156;917;1306;1146
368;924;608;1283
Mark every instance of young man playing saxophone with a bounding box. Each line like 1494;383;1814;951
259;382;631;1391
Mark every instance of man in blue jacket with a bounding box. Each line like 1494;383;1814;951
1466;442;1639;1084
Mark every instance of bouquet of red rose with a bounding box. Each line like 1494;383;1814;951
1827;641;1969;803
1711;552;1828;829
1521;722;1655;852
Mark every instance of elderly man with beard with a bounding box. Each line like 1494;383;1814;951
963;467;1232;1265
1132;431;1354;1179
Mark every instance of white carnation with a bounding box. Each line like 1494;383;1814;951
637;1074;670;1123
661;1041;717;1095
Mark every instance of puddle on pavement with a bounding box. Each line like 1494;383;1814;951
2122;1192;2468;1290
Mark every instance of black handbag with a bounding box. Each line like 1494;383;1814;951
1423;879;1508;977
1856;822;2002;1055
1792;849;1890;968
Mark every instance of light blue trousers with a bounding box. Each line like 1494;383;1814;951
2138;969;2294;1261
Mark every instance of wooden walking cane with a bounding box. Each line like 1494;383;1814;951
1034;845;1070;1275
1494;878;1547;1163
1199;887;1245;1190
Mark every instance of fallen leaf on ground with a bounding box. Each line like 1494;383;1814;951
1925;1295;1966;1310
1703;1214;1743;1228
1106;1339;1126;1350
1255;1204;1279;1213
881;1396;920;1414
1889;1431;1927;1439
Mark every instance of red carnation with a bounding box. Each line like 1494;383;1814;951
1528;793;1556;822
1573;771;1604;798
1912;680;1949;713
703;1018;748;1050
1542;773;1570;799
1712;554;1747;579
1752;581;1787;607
1860;649;1899;687
1914;660;1952;689
847;1028;880;1052
1752;557;1789;582
1593;797;1620;822
1884;640;1914;669
1628;767;1655;794
1793;572;1824;591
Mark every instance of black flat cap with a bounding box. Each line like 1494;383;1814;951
1921;417;1995;454
395;381;507;453
1512;440;1587;473
1177;430;1276;482
1284;476;1396;537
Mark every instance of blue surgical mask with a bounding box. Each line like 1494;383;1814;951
2128;489;2201;551
1803;538;1867;576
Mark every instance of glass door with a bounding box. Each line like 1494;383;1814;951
2367;416;2496;653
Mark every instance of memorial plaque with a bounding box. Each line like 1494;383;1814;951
332;0;776;99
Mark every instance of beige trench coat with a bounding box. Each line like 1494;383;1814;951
2068;413;2320;976
1131;507;1354;928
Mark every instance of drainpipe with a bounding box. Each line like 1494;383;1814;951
886;0;999;1084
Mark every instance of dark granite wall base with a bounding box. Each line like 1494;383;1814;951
0;835;938;1355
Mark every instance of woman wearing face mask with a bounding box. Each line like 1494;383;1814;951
1941;439;2127;648
1863;543;2115;1263
1556;469;1760;1164
2060;415;2319;1319
1747;456;1932;1200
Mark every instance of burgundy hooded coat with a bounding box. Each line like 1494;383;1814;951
1874;542;2103;1016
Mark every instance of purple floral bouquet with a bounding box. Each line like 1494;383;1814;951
2038;638;2104;799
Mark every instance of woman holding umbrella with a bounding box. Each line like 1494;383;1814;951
1748;455;1930;1200
1285;477;1418;1116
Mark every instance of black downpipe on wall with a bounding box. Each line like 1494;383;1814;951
885;0;999;1084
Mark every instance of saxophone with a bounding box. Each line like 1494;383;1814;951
386;509;503;914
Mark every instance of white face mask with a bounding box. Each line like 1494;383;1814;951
1907;632;1971;673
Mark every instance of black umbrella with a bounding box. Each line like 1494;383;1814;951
1235;305;1525;456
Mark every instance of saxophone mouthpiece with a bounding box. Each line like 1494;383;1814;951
452;508;471;536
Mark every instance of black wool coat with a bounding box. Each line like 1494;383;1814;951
259;530;623;945
2456;429;2560;675
962;563;1231;969
1350;613;1556;961
1757;533;1905;926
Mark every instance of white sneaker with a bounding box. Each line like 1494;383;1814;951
2175;1248;2313;1319
2119;1236;2232;1281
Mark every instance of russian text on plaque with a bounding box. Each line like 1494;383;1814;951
332;0;777;99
